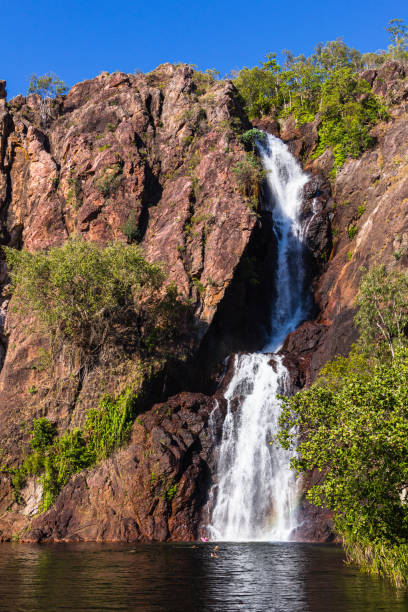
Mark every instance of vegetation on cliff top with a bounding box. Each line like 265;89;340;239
27;72;68;98
232;20;408;170
278;265;408;587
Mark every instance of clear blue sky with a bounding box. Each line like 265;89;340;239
2;0;407;99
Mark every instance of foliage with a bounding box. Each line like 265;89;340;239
28;72;68;98
234;34;390;168
8;389;138;511
30;418;56;451
311;69;387;169
192;69;220;96
357;204;366;218
66;176;82;209
4;237;164;358
241;128;267;150
343;538;408;589
85;390;135;461
96;164;122;197
354;265;408;359
164;481;178;502
278;347;408;586
120;210;140;243
232;152;266;203
386;19;408;60
347;225;358;239
278;265;408;586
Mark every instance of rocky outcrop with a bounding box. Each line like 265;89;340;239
0;66;263;539
9;393;222;543
0;61;406;543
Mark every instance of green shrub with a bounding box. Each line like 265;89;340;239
120;210;140;243
85;390;135;461
232;152;265;203
357;204;366;218
164;481;178;502
241;129;267;150
96;164;122;197
30;418;56;451
5;238;164;359
8;389;138;511
98;144;111;152
311;69;387;169
66;176;82;209
347;224;358;239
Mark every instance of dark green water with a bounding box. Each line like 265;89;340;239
0;542;407;611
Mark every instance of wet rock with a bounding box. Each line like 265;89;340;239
251;117;280;137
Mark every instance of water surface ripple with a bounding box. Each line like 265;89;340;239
0;542;407;611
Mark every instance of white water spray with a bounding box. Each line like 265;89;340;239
209;134;310;542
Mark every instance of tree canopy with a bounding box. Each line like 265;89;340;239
278;264;408;586
233;22;407;170
4;238;188;363
27;72;68;98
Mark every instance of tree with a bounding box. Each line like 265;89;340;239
278;349;408;586
279;348;408;541
4;238;164;360
386;18;408;59
27;72;68;98
354;265;408;359
312;39;363;72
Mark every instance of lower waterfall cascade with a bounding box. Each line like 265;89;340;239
209;133;311;542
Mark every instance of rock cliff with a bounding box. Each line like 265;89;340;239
0;61;407;542
0;65;261;540
282;61;408;386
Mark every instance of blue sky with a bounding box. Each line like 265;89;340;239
2;0;407;99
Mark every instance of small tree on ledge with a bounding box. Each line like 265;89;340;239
27;72;68;99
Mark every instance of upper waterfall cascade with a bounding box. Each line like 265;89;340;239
209;133;310;542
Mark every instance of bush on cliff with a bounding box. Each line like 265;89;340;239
232;152;266;208
4;389;138;511
4;238;186;364
234;35;389;170
278;266;408;587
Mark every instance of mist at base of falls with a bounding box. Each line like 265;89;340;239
209;133;311;542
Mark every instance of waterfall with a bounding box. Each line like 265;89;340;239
209;134;310;542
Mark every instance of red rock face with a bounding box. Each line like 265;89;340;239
20;393;223;544
0;61;406;543
0;66;259;540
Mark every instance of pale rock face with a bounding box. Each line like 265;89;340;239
21;478;43;517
